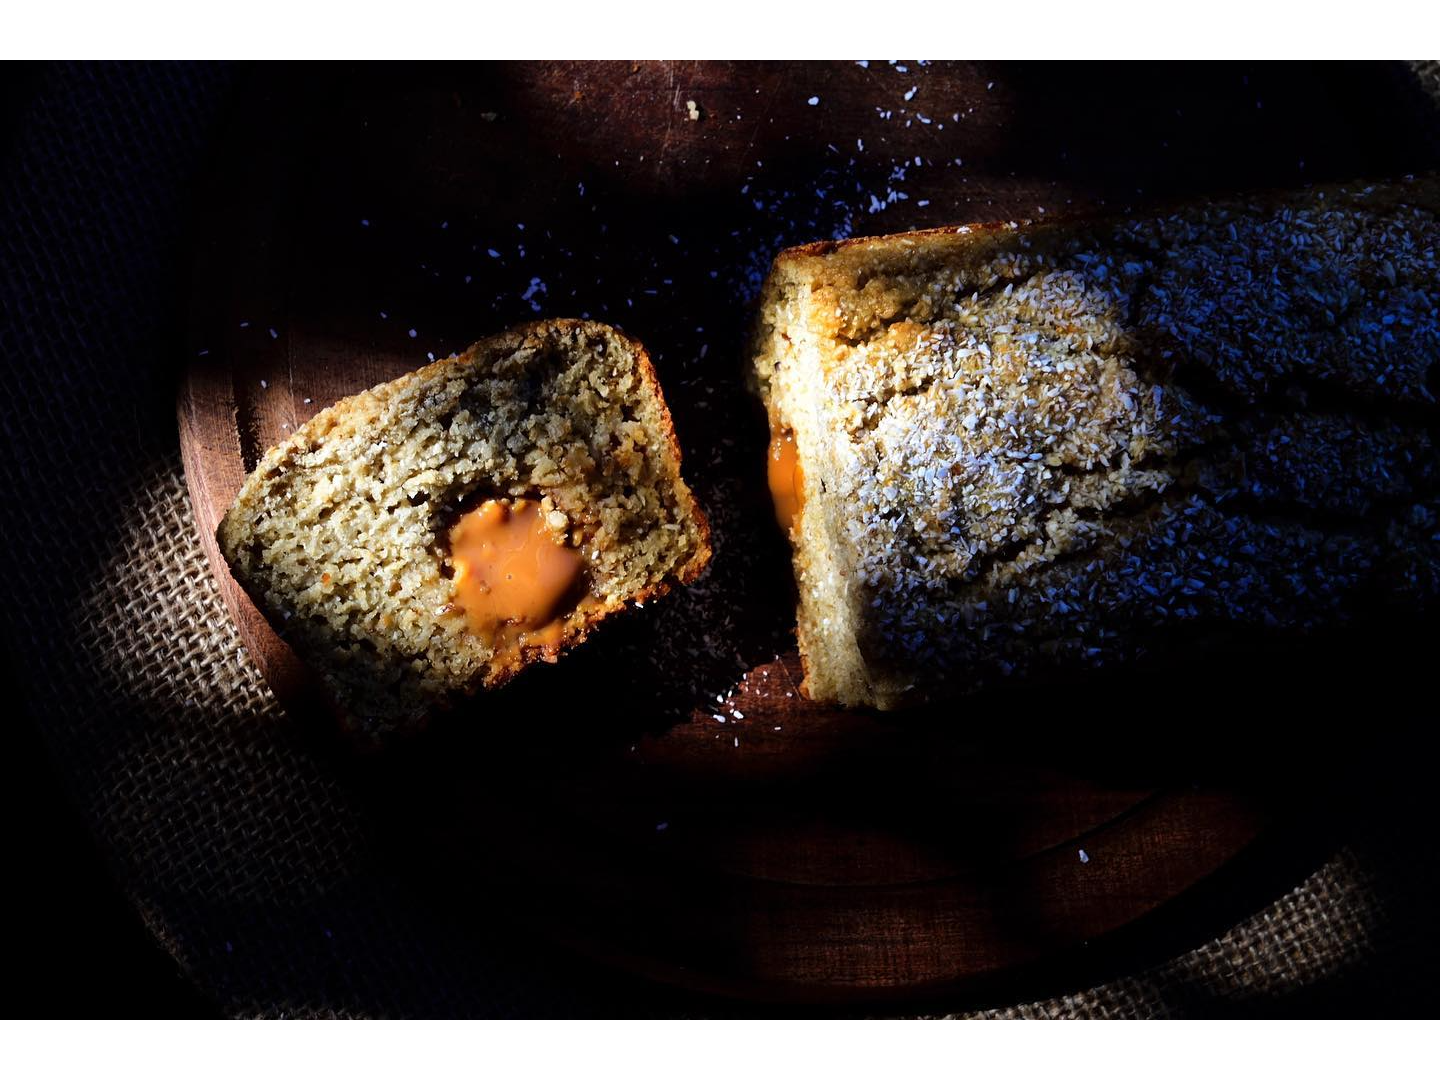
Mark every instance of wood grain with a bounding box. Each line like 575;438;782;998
178;62;1435;1004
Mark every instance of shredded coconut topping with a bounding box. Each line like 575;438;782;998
752;179;1440;707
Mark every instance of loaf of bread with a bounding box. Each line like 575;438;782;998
749;178;1440;709
219;319;711;736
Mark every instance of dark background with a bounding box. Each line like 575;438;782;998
4;61;1440;1018
2;61;218;1017
6;648;215;1015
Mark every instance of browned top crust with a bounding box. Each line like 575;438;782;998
750;176;1440;709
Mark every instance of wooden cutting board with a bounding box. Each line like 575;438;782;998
179;62;1426;1006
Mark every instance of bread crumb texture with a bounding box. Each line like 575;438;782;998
750;178;1440;709
219;319;711;735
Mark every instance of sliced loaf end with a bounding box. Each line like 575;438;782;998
751;260;877;707
218;319;711;736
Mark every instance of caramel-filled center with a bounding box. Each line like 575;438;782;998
767;426;804;535
448;498;584;651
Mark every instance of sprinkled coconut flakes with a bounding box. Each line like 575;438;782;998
757;180;1440;703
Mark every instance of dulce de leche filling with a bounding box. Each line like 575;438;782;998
767;426;804;535
447;498;585;656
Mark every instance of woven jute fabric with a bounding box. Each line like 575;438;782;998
3;62;1439;1018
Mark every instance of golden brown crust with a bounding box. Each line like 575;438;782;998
772;216;1021;263
770;173;1440;265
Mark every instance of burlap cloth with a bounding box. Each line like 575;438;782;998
4;62;1439;1018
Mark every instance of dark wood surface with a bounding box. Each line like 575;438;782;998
178;62;1436;1005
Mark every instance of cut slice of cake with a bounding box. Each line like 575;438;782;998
749;177;1440;710
218;319;711;736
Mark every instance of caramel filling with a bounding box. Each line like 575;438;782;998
767;426;805;535
447;498;585;655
